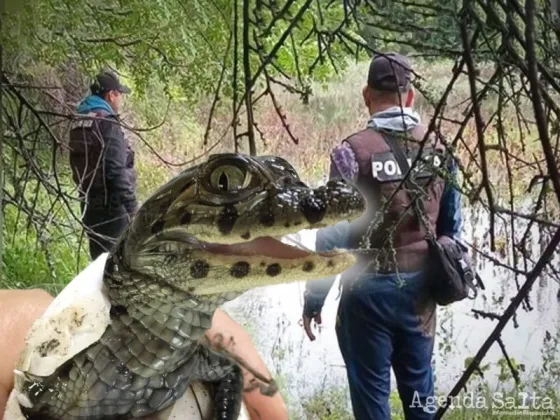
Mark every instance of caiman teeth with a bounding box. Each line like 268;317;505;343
278;234;309;251
197;226;345;260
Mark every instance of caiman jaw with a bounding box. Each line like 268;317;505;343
177;233;355;295
125;153;365;297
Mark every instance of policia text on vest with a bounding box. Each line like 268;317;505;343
371;147;445;183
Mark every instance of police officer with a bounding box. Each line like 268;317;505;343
302;53;463;420
69;70;138;260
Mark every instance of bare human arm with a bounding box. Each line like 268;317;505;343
0;289;288;420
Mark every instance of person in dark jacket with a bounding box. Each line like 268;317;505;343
302;53;463;420
69;70;138;260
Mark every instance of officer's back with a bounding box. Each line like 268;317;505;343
69;70;137;259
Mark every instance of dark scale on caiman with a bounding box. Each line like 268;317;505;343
17;153;365;420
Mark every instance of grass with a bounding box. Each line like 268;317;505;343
288;329;560;418
293;376;560;419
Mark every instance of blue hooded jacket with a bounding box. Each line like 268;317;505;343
69;95;137;215
76;95;115;115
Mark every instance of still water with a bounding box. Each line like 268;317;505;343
222;207;560;414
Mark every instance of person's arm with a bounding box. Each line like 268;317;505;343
0;289;54;416
302;144;357;340
306;142;357;308
0;290;288;420
204;311;288;420
303;221;351;310
302;220;350;340
101;120;138;216
436;157;463;240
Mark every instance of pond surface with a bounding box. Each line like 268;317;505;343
223;206;560;414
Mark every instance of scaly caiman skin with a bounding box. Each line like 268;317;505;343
17;153;365;420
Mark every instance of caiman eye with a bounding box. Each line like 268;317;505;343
209;165;252;192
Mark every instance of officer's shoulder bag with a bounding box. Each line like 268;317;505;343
381;131;478;306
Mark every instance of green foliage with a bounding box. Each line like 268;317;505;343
1;203;86;295
297;386;353;420
296;364;560;420
357;0;462;59
2;0;366;107
464;356;492;378
2;0;233;101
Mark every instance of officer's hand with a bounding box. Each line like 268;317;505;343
302;312;322;341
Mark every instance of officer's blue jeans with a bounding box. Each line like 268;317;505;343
335;270;436;420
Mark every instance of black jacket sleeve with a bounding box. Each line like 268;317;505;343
100;118;138;215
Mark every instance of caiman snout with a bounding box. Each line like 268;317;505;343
296;179;365;228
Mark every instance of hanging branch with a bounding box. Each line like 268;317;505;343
250;0;314;86
459;10;496;251
498;336;521;384
242;0;256;156
233;0;240;153
472;309;502;321
524;0;560;203
436;227;560;418
203;32;232;147
260;0;297;38
264;68;299;145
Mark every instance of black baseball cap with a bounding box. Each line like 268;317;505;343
367;52;412;93
93;70;131;94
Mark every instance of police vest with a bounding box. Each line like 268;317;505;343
341;125;447;273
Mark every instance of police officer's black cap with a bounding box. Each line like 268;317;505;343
94;70;131;94
367;52;412;93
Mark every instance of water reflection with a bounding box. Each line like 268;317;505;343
223;206;560;414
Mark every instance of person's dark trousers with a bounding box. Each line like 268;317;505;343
81;203;130;260
335;269;437;420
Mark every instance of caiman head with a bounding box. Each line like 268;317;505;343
112;153;365;296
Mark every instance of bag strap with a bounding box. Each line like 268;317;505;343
380;131;437;244
382;131;480;299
